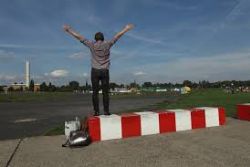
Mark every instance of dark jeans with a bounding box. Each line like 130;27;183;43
91;68;109;114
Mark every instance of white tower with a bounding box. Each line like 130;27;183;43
25;61;30;88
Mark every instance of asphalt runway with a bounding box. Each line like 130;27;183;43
0;94;169;140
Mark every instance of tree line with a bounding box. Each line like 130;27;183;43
27;79;250;92
1;80;250;92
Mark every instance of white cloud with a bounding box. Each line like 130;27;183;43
131;51;250;82
83;73;88;77
68;52;87;60
0;74;21;85
87;14;101;25
0;44;81;50
0;44;25;49
133;71;147;76
0;74;18;81
126;32;164;45
0;50;16;62
48;69;69;78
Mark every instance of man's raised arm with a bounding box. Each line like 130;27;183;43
63;24;85;41
114;24;134;40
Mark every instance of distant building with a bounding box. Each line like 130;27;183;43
10;83;26;91
172;88;181;92
115;88;131;93
130;87;139;93
8;61;40;92
156;88;167;92
25;61;30;88
181;86;191;94
140;87;155;92
34;84;40;92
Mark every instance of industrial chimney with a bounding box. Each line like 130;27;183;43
25;61;30;88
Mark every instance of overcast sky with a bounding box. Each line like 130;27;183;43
0;0;250;85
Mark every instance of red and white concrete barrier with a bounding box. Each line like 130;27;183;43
134;112;159;135
87;107;226;142
237;103;250;121
194;107;226;127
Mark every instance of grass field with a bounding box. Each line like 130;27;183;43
155;88;250;117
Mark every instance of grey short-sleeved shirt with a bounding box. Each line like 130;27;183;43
80;38;118;69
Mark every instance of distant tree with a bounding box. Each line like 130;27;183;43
48;82;56;92
29;79;34;91
183;80;192;87
20;86;24;92
109;82;118;90
0;86;3;92
192;82;199;88
142;82;153;88
51;85;57;92
48;82;52;88
69;81;79;91
199;80;210;88
160;82;173;88
85;81;88;88
174;83;182;88
129;81;139;88
85;81;91;91
40;82;48;91
8;87;14;92
246;80;250;86
59;85;67;92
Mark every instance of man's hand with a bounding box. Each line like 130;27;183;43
63;24;84;41
125;24;134;31
63;24;71;32
114;23;135;40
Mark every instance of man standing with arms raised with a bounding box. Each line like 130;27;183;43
63;24;134;116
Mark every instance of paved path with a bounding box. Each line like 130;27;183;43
1;118;250;167
0;94;168;140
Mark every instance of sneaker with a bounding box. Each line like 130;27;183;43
94;112;100;116
104;112;111;116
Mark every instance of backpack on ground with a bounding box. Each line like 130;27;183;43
62;116;91;147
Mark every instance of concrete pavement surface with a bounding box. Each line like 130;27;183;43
0;139;20;167
1;118;250;167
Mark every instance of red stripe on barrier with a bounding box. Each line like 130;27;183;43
237;104;250;121
191;109;206;129
87;116;101;142
218;107;226;125
121;114;141;138
158;111;176;133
